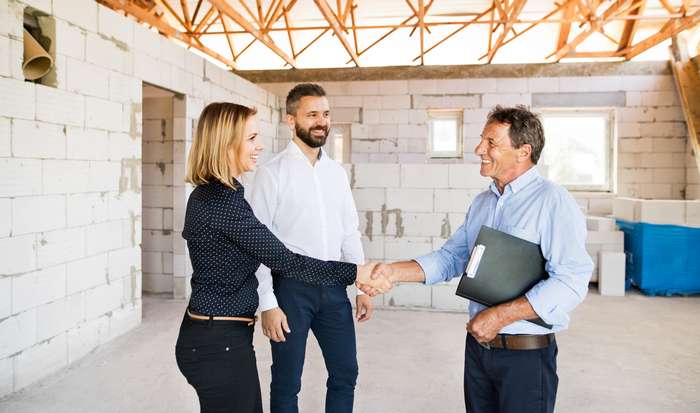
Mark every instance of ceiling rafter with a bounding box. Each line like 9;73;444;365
549;0;633;61
97;0;237;69
623;8;700;59
208;0;297;67
486;0;527;62
314;0;360;65
102;0;700;71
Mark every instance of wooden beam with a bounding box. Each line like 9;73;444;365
256;0;264;24
550;0;632;61
219;13;237;61
155;0;187;29
486;0;526;62
283;5;297;57
294;28;329;59
419;0;426;65
191;0;204;25
192;6;216;35
481;0;571;60
657;0;678;14
557;0;576;50
179;0;191;29
413;6;493;62
314;0;360;66
209;0;297;67
624;9;700;59
98;0;236;69
264;0;281;27
565;50;624;58
239;0;262;27
350;3;359;55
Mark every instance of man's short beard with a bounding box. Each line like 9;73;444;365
295;123;329;148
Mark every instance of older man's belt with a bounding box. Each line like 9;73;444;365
484;333;555;350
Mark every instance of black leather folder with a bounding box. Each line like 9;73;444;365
455;225;552;329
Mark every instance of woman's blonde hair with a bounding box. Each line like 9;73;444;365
186;102;257;189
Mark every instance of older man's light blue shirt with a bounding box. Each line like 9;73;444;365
415;167;593;335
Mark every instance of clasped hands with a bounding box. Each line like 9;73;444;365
356;262;395;296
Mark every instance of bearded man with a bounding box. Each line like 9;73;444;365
247;83;372;413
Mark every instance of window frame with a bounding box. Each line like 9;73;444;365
427;109;464;159
537;107;617;193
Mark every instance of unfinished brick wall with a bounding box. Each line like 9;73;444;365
261;71;690;201
0;0;279;396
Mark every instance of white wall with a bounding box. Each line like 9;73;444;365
0;0;279;396
261;73;691;201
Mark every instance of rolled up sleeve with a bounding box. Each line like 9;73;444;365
525;192;593;328
415;220;470;285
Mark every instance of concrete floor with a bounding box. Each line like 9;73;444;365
1;289;699;413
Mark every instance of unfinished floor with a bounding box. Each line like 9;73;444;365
0;289;698;413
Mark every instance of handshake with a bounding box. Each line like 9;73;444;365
356;262;396;296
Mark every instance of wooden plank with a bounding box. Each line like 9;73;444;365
617;0;646;51
98;0;237;69
624;9;700;59
671;57;700;175
550;0;631;61
414;6;493;62
209;0;297;67
486;0;527;62
557;0;576;50
314;0;360;65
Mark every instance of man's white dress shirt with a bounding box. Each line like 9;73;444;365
247;141;365;311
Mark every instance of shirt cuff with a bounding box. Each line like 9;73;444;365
258;292;279;312
413;256;441;285
524;283;562;328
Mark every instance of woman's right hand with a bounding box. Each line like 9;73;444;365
356;262;393;295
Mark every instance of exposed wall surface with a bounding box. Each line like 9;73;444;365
259;66;689;201
0;0;278;397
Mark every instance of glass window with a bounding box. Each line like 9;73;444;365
539;109;615;192
325;124;351;163
428;109;463;158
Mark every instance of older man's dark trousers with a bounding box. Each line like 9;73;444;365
464;333;558;413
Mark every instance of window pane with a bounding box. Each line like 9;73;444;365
541;114;609;189
432;118;458;152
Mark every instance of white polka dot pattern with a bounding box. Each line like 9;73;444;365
182;180;357;316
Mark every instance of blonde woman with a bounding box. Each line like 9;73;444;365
175;102;387;413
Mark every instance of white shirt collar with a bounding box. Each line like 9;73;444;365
285;140;328;163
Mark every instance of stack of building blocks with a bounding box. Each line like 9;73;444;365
585;216;626;296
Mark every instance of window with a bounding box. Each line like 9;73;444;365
325;124;351;163
428;109;463;158
539;109;615;192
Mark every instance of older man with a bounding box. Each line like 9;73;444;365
361;105;593;413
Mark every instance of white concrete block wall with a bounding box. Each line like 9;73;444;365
261;70;690;200
345;163;486;309
0;0;280;397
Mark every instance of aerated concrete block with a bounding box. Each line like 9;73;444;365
638;199;685;226
599;252;626;296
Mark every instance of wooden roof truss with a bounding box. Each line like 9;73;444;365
99;0;700;70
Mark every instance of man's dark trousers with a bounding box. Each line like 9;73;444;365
464;333;558;413
270;277;358;413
